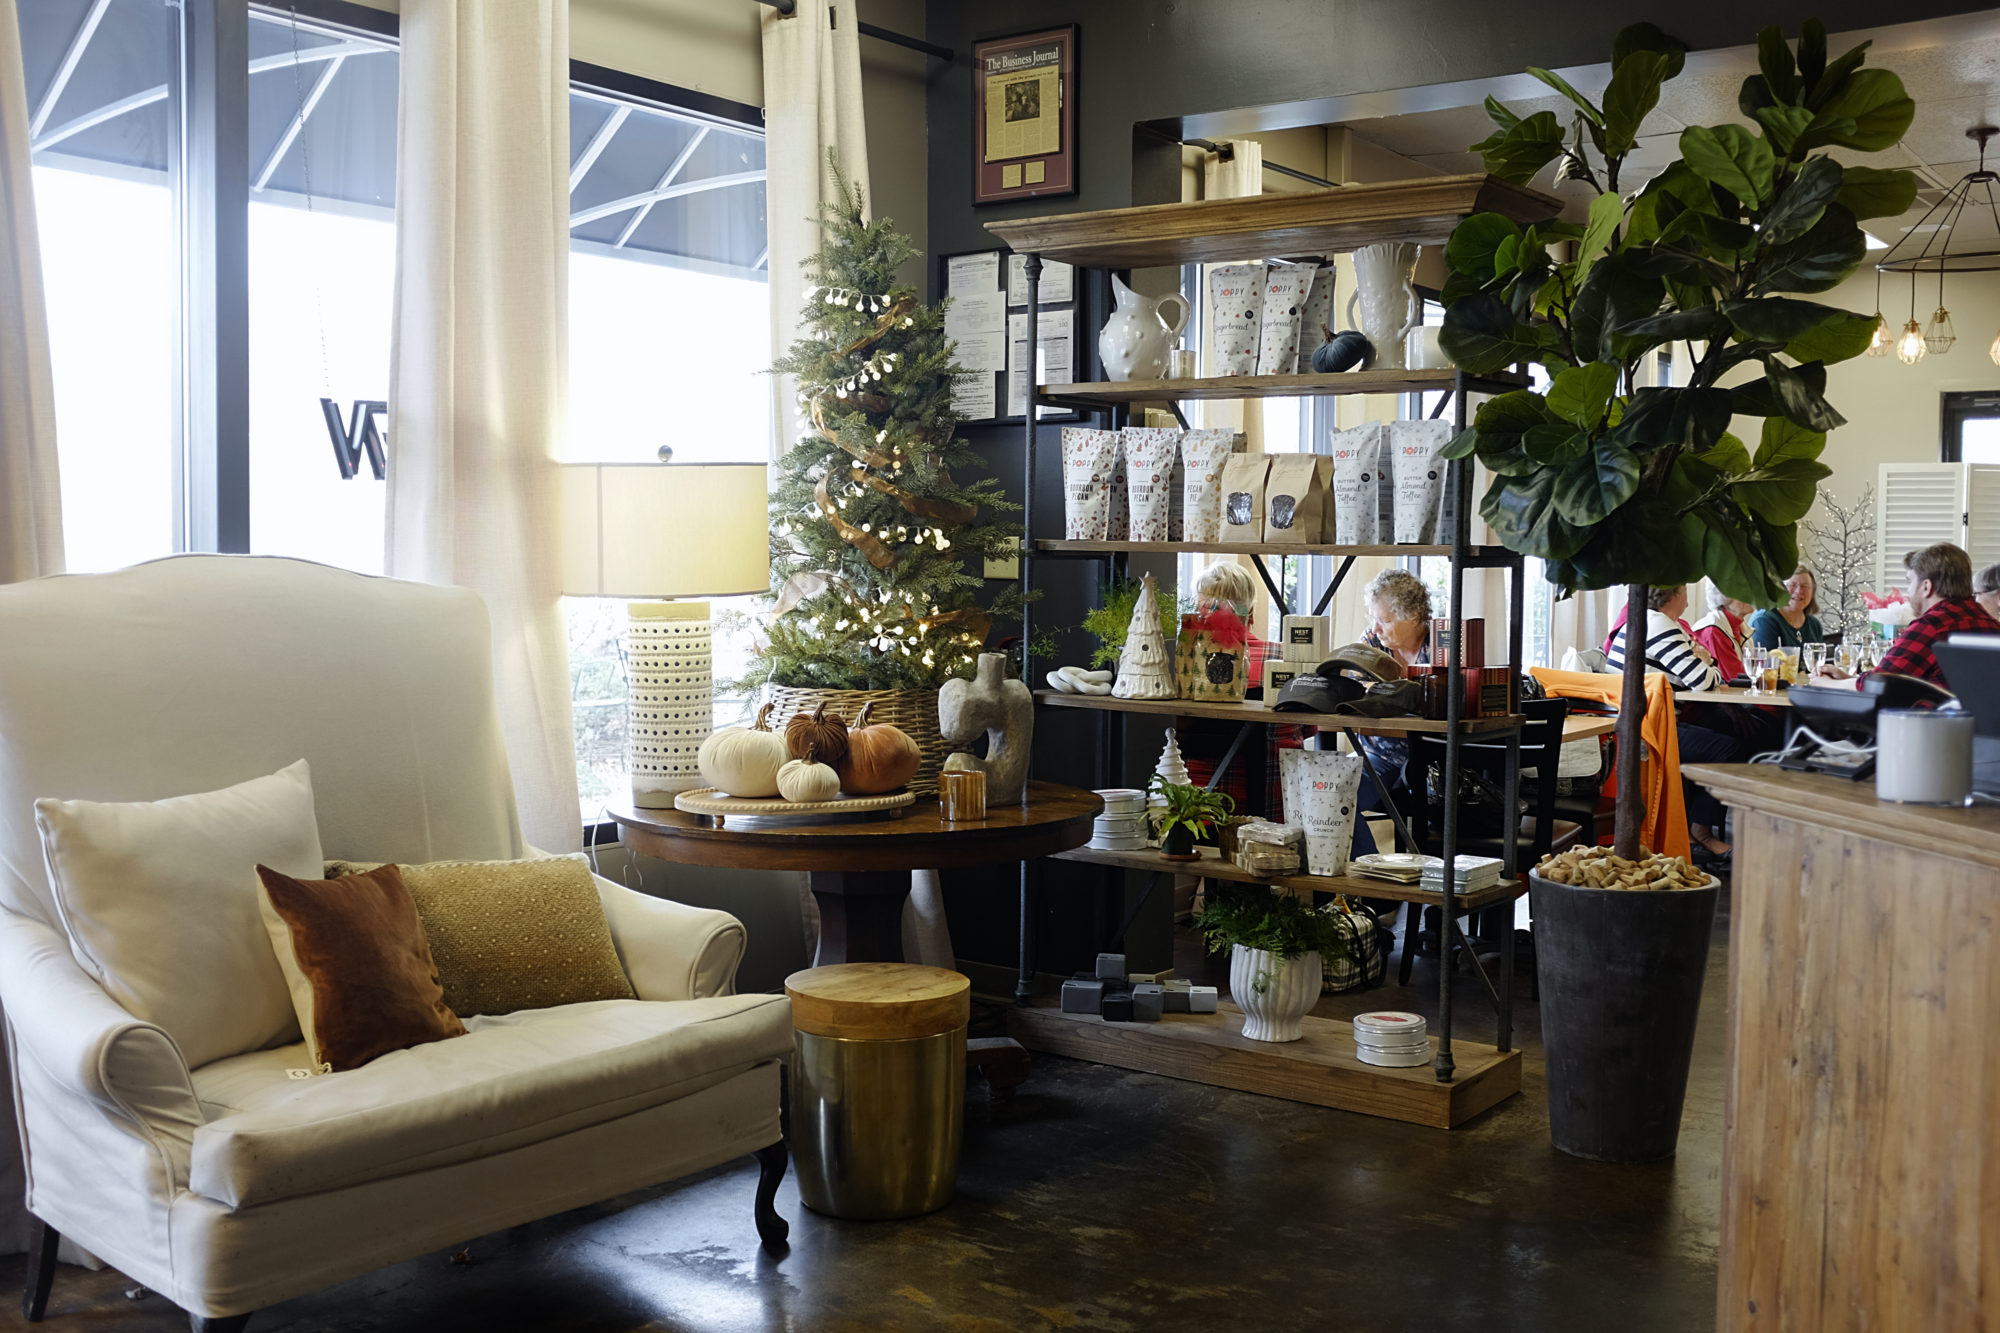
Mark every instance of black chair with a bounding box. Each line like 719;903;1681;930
1399;697;1580;990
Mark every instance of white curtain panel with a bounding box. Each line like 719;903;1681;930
761;0;868;462
388;0;581;851
1551;585;1612;665
1202;137;1262;201
0;0;62;584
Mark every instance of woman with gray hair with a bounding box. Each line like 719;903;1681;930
1976;561;2000;621
1688;581;1752;680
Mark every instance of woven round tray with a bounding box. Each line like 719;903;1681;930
672;788;916;818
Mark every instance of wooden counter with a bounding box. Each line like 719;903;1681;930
1685;764;2000;1332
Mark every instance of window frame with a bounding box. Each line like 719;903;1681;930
1941;389;2000;463
163;0;765;553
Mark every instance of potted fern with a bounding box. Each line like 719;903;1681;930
1148;777;1234;860
1194;881;1347;1042
1440;18;1912;1160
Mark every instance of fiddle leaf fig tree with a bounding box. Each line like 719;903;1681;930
1440;19;1915;857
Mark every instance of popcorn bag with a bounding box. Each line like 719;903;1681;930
1218;452;1271;541
1206;263;1265;376
1298;268;1336;372
1121;427;1186;541
1280;748;1365;877
1061;428;1119;540
1255;263;1318;376
1262;453;1331;545
1179;429;1244;543
1331;423;1390;545
1391;419;1454;544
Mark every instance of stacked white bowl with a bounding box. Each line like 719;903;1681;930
1090;788;1149;851
1352;1010;1430;1068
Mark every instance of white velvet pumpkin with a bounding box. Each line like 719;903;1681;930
698;703;791;797
777;758;841;803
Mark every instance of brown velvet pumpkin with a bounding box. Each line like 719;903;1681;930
836;701;922;794
785;702;850;769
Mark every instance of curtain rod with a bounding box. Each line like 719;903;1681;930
752;0;954;63
1183;137;1337;189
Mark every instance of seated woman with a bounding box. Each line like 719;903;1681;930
1688;583;1752;681
1605;584;1742;860
1348;567;1432;856
1977;561;2000;622
1746;565;1824;653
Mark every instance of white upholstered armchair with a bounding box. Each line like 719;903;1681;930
0;556;792;1331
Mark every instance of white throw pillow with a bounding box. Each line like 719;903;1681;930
35;760;324;1069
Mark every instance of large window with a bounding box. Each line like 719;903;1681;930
21;0;772;819
1943;391;2000;463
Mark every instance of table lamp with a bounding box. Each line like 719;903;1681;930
558;460;770;807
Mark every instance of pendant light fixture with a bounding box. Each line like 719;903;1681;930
1878;125;2000;368
1867;269;1893;357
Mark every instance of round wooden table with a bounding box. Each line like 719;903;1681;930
606;780;1101;966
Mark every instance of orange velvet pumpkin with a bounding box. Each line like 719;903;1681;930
835;701;922;794
785;702;850;770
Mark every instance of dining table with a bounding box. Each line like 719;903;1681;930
1676;685;1795;708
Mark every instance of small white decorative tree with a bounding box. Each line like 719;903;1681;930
1112;572;1176;699
1800;483;1876;637
1155;728;1190;788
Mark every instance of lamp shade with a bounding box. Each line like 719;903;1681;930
558;462;770;598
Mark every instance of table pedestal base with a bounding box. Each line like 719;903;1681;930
808;870;913;966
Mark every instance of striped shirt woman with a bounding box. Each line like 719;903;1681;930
1605;585;1722;694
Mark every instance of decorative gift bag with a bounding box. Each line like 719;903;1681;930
1176;602;1250;703
1319;900;1388;993
1280;747;1364;876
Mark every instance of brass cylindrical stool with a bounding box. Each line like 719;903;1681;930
784;963;970;1220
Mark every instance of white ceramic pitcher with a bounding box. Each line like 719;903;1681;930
1346;241;1421;371
1098;274;1190;381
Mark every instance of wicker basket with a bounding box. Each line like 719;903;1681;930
761;685;951;795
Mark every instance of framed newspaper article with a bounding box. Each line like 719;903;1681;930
972;25;1077;206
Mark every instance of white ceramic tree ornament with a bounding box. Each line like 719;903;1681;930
1112;572;1177;700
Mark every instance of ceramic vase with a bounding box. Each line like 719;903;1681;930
1230;945;1321;1042
1345;242;1421;371
1098;275;1190;381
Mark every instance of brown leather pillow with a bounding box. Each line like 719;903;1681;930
256;863;466;1072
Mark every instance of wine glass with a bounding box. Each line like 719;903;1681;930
1745;647;1769;693
1835;639;1857;675
1803;642;1828;678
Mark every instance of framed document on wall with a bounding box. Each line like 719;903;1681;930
972;25;1077;206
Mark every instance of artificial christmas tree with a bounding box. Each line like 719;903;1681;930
1154;729;1190;788
1112;573;1176;699
742;159;1024;787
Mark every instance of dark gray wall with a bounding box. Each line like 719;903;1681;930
923;0;1990;981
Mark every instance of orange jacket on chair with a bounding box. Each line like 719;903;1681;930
1529;667;1691;861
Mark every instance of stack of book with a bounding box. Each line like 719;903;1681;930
1347;853;1425;885
1418;854;1504;895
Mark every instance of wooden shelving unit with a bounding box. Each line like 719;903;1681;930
1036;366;1524;409
1052;846;1525;912
991;173;1560;1122
1034;689;1524;733
1037;538;1517;561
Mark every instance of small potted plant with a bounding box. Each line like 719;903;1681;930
1194;881;1348;1042
1148;778;1233;860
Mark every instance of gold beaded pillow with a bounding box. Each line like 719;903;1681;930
324;855;636;1017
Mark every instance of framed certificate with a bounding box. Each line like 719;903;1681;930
972;25;1077;206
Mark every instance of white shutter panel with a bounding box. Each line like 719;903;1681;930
1879;463;1969;591
1965;465;2000;576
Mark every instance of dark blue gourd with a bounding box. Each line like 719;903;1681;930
1311;330;1372;374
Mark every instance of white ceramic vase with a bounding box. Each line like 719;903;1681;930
1098;275;1190;381
1345;241;1421;371
1230;945;1321;1042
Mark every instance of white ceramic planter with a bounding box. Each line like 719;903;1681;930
1230;945;1321;1042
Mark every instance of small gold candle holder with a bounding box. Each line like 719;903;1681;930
939;770;988;823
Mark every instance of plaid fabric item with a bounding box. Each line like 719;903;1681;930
1869;597;2000;684
1320;902;1387;992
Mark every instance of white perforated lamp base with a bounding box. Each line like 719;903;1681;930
627;601;713;808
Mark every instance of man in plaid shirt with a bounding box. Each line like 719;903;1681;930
1866;543;2000;684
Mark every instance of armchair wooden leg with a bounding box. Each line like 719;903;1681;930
189;1314;252;1332
752;1140;790;1254
23;1217;57;1322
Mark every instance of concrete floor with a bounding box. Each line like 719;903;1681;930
0;892;1729;1333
